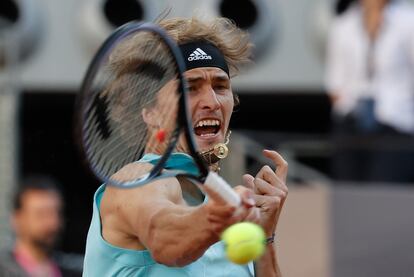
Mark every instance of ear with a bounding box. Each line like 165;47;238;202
142;107;158;127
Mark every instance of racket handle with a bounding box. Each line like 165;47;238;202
204;172;241;207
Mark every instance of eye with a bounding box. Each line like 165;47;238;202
214;84;229;92
187;85;197;92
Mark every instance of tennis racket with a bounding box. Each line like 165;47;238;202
78;21;240;207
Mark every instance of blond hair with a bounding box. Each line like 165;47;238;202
158;17;253;78
101;17;250;126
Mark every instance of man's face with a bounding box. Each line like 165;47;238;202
179;67;234;152
360;0;388;10
13;190;63;252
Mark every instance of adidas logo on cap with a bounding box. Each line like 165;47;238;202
188;48;212;61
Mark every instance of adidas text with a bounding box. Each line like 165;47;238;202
188;55;212;61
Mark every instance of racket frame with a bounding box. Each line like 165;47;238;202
79;21;209;187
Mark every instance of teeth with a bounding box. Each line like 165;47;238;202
195;119;220;128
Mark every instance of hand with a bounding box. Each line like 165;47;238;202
243;149;288;236
202;184;260;237
329;93;341;105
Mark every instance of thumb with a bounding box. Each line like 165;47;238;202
242;174;255;190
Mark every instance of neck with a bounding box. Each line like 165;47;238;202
15;239;50;263
362;4;385;40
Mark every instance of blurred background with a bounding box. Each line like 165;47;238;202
0;0;413;276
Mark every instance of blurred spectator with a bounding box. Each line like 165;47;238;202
325;0;414;182
0;176;81;276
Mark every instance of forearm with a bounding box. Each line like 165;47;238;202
146;204;217;266
255;245;282;277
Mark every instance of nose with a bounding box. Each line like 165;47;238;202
198;86;220;111
44;209;62;231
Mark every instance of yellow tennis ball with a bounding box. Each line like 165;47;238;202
221;222;266;265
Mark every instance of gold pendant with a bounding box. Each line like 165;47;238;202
213;143;228;159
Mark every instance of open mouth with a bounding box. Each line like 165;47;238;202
194;119;221;137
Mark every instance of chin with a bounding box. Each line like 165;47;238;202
33;238;57;252
196;134;224;152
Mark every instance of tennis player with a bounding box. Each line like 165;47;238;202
83;17;288;277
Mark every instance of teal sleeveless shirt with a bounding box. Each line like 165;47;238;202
83;153;255;276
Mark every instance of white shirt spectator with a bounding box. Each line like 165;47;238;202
325;0;414;134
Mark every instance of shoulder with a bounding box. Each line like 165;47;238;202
0;249;14;266
99;163;186;246
336;5;359;23
390;1;414;23
109;162;184;202
111;161;154;183
102;162;185;218
384;2;414;39
327;6;359;47
0;250;26;276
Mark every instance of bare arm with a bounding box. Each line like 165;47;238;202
101;163;255;267
243;150;288;277
255;246;282;277
141;196;220;266
139;181;259;266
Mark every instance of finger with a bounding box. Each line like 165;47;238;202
210;222;233;235
242;174;255;190
244;207;261;224
206;204;236;218
252;194;282;209
263;149;288;181
255;165;286;191
262;169;288;193
263;170;288;193
253;177;286;197
253;176;275;195
255;159;288;194
208;214;235;224
233;185;255;207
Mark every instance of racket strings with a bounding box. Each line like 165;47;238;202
101;70;176;151
144;82;180;154
87;79;156;175
84;33;181;178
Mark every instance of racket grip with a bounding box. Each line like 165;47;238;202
204;172;241;207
